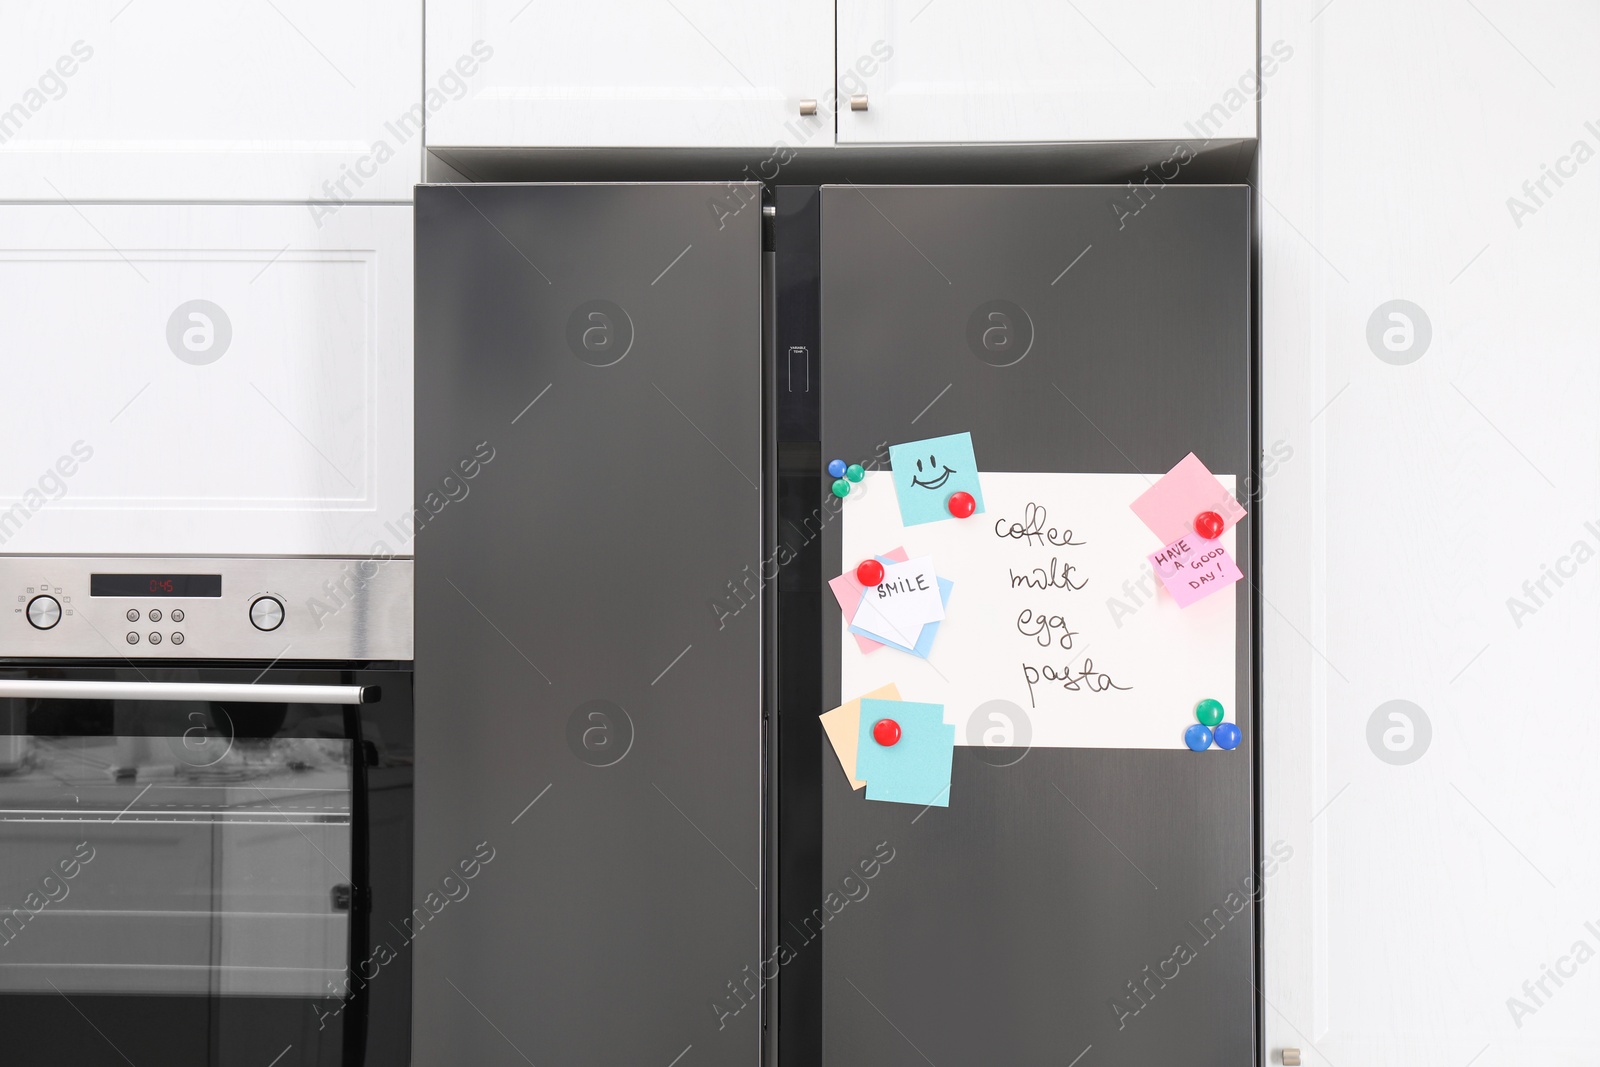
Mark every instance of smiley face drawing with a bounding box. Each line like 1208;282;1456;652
910;455;956;491
888;432;986;526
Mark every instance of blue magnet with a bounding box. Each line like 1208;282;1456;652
1214;722;1241;750
1184;723;1214;752
827;459;847;479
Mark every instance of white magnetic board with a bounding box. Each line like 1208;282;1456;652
840;471;1239;750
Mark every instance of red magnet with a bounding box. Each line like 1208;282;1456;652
856;559;885;586
872;718;902;747
947;491;976;519
1194;510;1224;539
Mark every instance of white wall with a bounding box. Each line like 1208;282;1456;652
1261;1;1600;1063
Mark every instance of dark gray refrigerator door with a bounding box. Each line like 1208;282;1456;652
818;186;1256;1066
414;183;764;1066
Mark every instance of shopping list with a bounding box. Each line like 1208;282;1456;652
841;472;1238;750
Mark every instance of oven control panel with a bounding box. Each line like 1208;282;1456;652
2;557;412;660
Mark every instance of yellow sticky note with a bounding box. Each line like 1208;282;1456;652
820;684;901;790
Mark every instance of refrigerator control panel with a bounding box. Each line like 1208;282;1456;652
1;557;412;660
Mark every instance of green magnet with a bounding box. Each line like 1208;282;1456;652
845;463;865;482
831;479;851;498
1195;699;1224;727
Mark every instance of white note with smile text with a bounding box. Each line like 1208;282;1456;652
851;555;945;647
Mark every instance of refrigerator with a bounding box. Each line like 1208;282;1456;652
414;181;1254;1066
413;183;766;1067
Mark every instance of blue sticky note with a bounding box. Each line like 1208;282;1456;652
849;575;953;658
888;432;985;527
856;699;955;807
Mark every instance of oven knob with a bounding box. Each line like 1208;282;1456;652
249;596;284;632
26;595;61;630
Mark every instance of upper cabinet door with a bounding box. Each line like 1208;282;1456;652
838;0;1258;144
425;0;835;148
0;204;412;558
0;2;421;201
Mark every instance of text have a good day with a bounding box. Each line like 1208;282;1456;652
1148;532;1242;608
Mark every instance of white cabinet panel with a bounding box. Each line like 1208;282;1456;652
425;0;835;148
0;2;420;200
0;204;412;558
838;0;1257;144
1262;0;1600;1064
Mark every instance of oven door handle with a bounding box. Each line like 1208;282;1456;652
0;680;379;704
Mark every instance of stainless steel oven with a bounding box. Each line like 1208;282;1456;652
0;557;412;1066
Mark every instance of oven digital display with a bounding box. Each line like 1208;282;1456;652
90;574;223;598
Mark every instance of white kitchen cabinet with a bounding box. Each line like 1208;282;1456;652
0;2;420;200
425;0;835;149
837;0;1258;144
0;203;412;558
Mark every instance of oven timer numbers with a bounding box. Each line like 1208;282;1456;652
148;579;175;594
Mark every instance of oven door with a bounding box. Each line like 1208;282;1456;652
0;665;412;1067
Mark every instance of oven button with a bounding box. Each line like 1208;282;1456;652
149;609;162;623
148;632;162;645
249;596;285;632
126;609;139;622
26;596;61;630
171;609;184;623
171;632;184;645
126;632;139;645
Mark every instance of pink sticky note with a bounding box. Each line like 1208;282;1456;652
1130;453;1247;545
1148;534;1243;607
829;547;910;653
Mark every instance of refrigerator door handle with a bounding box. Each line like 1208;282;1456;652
0;680;379;704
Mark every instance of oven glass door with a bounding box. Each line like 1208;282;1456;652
2;735;352;998
0;666;412;1067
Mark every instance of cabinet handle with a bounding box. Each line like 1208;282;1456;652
850;94;868;111
1281;1051;1301;1066
799;99;818;116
